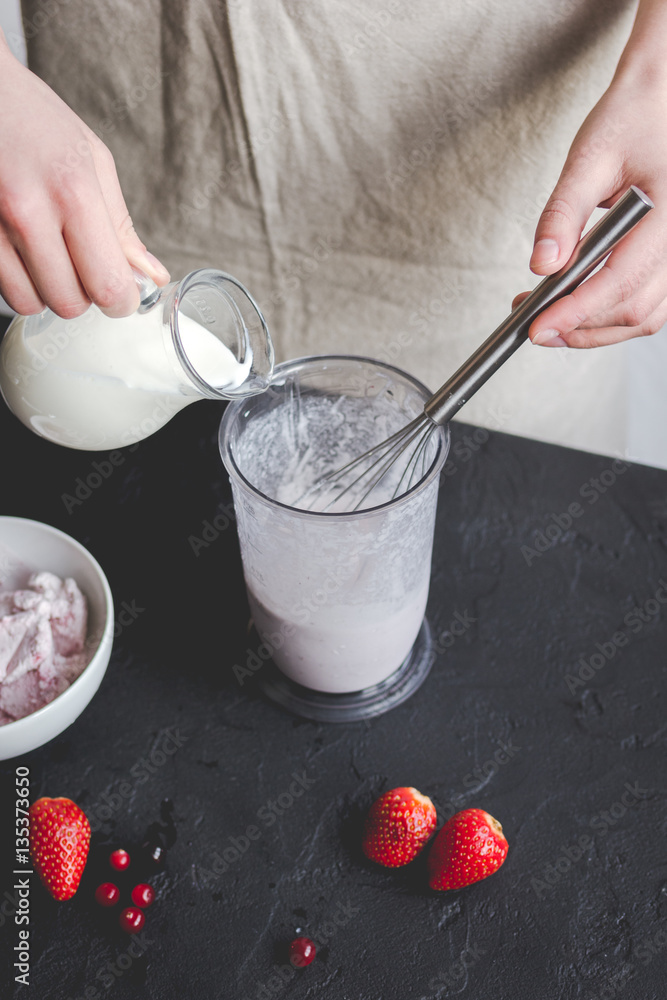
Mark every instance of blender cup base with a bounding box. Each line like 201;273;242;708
253;618;434;723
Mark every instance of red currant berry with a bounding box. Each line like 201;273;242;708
109;849;130;871
119;907;145;934
289;937;316;968
131;883;155;908
94;882;120;907
142;841;165;868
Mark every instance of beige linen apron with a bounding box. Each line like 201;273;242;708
22;0;659;465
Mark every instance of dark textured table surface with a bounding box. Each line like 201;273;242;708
0;314;666;1000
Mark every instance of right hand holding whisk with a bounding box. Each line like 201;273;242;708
513;0;667;349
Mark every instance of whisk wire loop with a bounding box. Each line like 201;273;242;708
345;417;433;512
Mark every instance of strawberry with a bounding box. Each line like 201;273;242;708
29;797;90;901
428;808;508;891
362;786;436;867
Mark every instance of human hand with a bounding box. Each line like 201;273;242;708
0;31;169;319
514;3;667;349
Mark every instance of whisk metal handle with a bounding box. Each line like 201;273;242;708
423;185;654;427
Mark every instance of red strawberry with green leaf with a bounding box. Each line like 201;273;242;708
428;808;508;890
362;786;436;867
29;797;90;901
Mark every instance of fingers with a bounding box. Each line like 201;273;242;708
512;277;667;350
520;126;666;348
4;204;91;318
52;136;170;318
0;229;44;314
61;185;141;319
0;178;92;316
558;295;667;348
89;141;170;289
529;116;624;276
529;209;664;343
571;266;665;330
0;52;169;320
1;138;170;319
0;162;167;319
530;177;614;277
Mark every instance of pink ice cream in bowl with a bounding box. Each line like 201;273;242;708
0;517;114;759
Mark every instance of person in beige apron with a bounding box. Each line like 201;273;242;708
1;0;666;465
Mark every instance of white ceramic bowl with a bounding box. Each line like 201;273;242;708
0;516;114;759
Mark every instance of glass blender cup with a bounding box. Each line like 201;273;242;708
219;355;450;722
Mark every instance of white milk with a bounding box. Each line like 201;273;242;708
0;308;250;450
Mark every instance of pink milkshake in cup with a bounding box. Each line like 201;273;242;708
218;356;450;721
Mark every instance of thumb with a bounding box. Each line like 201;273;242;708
530;163;616;276
90;140;171;287
116;213;171;287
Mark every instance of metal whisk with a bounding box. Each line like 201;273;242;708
300;186;653;512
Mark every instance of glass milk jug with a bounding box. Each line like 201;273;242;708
0;269;274;450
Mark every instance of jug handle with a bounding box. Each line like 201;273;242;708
131;267;162;313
